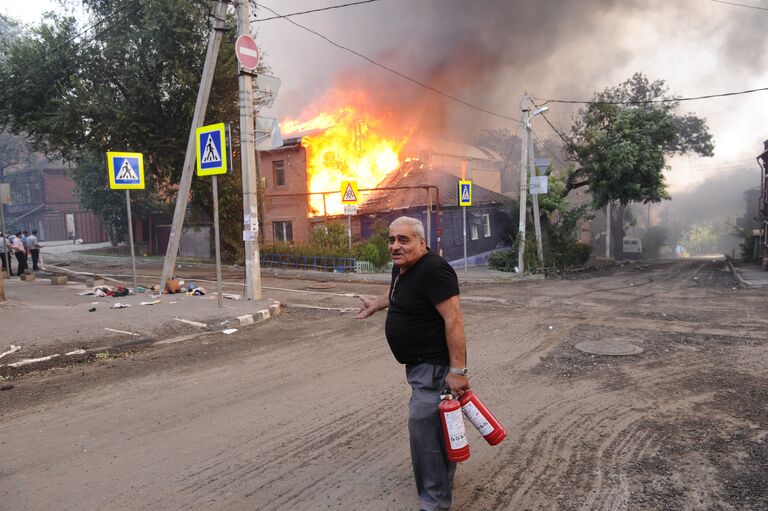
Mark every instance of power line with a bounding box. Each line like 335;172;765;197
531;129;567;168
708;0;768;11
533;86;768;106
251;0;383;21
253;2;521;123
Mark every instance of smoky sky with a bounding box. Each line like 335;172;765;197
257;0;765;141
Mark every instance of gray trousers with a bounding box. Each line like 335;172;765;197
406;362;456;511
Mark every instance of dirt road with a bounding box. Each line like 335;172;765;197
1;258;766;510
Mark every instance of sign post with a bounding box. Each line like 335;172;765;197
459;179;472;275
341;180;359;252
196;122;229;308
107;151;145;292
0;183;12;276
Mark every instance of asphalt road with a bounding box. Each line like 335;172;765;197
2;258;767;510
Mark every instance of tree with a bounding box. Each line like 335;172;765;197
564;73;714;256
0;1;258;259
642;225;668;259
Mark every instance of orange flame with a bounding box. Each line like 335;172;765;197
283;107;407;217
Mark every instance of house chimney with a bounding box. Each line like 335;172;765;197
764;139;768;151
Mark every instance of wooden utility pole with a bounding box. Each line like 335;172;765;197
528;134;544;266
159;1;226;291
235;0;262;300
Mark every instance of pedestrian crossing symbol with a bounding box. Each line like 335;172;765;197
340;180;359;204
459;180;472;207
107;151;145;190
196;122;228;176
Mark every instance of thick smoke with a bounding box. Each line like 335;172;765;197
261;0;761;141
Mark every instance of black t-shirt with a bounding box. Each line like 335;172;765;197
385;251;460;365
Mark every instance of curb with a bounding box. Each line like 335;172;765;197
727;260;754;289
0;301;283;373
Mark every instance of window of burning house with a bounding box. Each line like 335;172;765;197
273;221;293;242
273;160;286;187
482;213;491;237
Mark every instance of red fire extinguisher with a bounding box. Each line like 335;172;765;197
459;389;507;446
439;393;471;462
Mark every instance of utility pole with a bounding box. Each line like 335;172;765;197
236;0;262;300
528;133;544;266
605;202;611;258
517;93;530;273
159;1;226;291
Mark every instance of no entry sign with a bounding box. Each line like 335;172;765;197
235;35;260;70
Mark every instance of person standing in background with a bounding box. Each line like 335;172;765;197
25;229;41;270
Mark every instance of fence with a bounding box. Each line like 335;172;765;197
260;253;357;273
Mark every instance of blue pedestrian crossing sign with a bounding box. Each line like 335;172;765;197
196;123;228;176
107;152;145;190
459;180;472;207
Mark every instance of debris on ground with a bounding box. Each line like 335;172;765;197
111;303;130;309
222;328;238;335
79;285;130;297
0;345;22;360
140;299;162;306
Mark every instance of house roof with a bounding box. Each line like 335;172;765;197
406;138;502;162
357;160;507;214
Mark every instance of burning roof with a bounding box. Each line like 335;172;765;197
358;159;506;214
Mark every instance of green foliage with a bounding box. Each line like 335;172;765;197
565;73;714;208
311;221;350;253
680;221;736;256
488;248;517;272
353;219;389;267
0;1;257;258
734;226;757;262
544;205;592;269
641;225;668;258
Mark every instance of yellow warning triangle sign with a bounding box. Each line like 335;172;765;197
341;180;359;204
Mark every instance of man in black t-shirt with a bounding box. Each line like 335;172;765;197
356;216;469;511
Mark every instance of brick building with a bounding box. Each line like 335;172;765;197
4;165;107;243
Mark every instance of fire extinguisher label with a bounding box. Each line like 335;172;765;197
462;401;495;436
444;409;468;449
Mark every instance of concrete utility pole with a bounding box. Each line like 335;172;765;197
159;1;226;291
236;0;262;300
517;93;530;273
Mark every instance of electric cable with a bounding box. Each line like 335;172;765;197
533;86;768;106
708;0;768;11
250;0;383;21
253;2;521;123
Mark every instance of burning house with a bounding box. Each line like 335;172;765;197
259;107;507;263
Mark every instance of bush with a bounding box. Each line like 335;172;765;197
488;249;517;272
642;225;668;259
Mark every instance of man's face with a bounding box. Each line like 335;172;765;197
388;223;426;270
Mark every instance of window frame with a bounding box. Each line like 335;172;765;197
273;160;286;187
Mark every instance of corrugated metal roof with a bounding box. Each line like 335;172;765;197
357;160;507;214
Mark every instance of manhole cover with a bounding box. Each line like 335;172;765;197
307;282;336;289
575;340;644;356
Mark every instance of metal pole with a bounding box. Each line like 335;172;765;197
237;0;262;300
462;205;468;275
529;133;544;266
426;188;432;249
0;202;11;276
125;190;138;292
517;93;530;273
212;175;223;308
606;202;611;258
347;213;352;252
160;1;226;291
